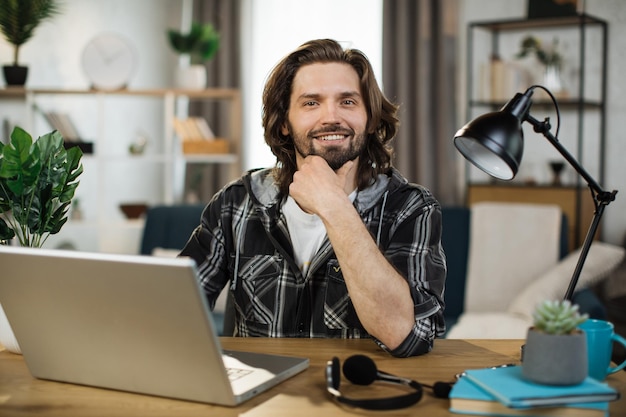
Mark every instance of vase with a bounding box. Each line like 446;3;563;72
543;64;564;95
2;65;28;86
174;64;207;90
522;327;587;385
0;303;21;354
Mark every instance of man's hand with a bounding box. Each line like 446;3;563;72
288;155;356;216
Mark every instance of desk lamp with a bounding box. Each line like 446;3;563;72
453;85;617;300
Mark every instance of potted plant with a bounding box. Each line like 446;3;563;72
0;0;61;86
522;299;589;385
166;22;220;89
0;126;83;354
516;35;565;94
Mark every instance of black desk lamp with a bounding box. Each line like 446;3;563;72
453;85;617;300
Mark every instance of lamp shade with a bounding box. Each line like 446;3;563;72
454;111;524;180
454;91;534;181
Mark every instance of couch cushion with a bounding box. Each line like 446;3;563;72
445;312;532;339
508;242;626;320
464;202;562;313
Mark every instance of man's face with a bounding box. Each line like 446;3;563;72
281;62;369;170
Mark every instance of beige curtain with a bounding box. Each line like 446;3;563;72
383;0;460;205
186;0;241;203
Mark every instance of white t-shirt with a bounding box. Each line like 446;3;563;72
283;190;357;275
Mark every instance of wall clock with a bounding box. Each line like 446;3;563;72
81;33;137;91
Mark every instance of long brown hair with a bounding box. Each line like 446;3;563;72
262;39;399;195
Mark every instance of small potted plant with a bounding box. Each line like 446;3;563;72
167;22;220;89
0;0;61;86
522;299;589;385
516;35;565;94
0;126;83;354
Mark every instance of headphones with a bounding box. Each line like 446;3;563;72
325;354;453;410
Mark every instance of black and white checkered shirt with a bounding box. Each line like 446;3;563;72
180;167;446;357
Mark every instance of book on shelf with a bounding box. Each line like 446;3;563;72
450;376;609;417
42;111;81;141
173;117;215;141
33;105;93;153
173;117;228;154
462;366;619;409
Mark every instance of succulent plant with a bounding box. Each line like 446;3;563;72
532;299;588;335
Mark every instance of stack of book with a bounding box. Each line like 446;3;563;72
36;105;94;153
449;366;619;417
173;117;229;154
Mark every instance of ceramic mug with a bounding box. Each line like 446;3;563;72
578;319;626;381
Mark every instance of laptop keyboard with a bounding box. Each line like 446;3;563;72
226;367;253;381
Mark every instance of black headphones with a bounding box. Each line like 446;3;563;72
325;354;454;410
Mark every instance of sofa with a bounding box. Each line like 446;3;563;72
441;204;625;338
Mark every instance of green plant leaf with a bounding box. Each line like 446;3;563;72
0;0;61;65
167;21;219;62
0;126;83;246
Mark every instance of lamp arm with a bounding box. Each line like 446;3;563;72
563;204;607;300
523;113;618;301
524;114;606;196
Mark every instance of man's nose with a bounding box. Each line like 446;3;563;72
320;103;341;123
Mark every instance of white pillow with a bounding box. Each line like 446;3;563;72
507;242;625;320
446;312;532;339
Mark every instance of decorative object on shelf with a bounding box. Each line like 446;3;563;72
0;0;61;86
81;32;137;91
549;160;566;186
517;36;566;96
119;203;148;219
128;131;148;155
0;126;83;354
522;299;589;385
167;22;220;90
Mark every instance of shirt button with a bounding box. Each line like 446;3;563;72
298;323;304;333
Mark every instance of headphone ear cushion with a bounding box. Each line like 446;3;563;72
330;357;341;390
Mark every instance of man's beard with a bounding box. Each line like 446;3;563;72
291;126;366;170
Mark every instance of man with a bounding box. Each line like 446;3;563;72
180;39;446;357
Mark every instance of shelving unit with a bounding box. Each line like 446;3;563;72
463;14;608;247
0;88;241;254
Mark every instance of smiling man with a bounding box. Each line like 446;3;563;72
180;39;446;357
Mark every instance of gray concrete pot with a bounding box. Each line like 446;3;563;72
522;327;587;385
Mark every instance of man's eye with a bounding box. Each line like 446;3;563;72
342;99;356;105
304;101;317;106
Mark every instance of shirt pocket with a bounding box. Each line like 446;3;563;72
323;260;366;331
231;254;281;325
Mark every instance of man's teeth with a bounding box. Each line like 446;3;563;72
319;134;344;141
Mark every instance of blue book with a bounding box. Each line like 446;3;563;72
461;366;618;409
450;377;609;417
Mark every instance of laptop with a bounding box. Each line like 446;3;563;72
0;245;309;406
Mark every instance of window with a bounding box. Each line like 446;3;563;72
240;0;383;170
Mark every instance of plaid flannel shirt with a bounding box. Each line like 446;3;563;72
180;167;446;357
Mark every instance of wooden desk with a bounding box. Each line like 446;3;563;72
1;338;624;416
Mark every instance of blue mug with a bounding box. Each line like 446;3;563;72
578;319;626;381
